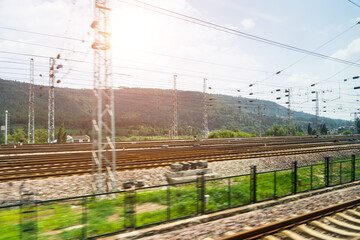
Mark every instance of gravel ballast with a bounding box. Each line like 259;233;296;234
0;149;359;202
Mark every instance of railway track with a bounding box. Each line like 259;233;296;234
0;136;359;182
221;198;360;240
0;135;357;154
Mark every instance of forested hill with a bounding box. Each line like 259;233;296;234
0;79;350;136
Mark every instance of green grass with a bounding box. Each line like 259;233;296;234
1;157;360;239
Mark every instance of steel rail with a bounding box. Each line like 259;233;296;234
220;198;360;240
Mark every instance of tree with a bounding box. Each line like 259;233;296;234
8;128;26;144
264;124;287;136
35;129;48;143
356;117;360;134
320;124;328;135
307;123;313;135
56;123;67;143
342;130;352;135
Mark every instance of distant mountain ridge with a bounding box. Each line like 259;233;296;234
0;79;350;136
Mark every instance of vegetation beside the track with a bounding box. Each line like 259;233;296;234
0;156;358;240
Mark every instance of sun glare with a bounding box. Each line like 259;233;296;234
111;5;166;58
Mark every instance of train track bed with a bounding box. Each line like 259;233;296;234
104;183;360;240
222;198;360;240
1;141;359;182
1;148;360;203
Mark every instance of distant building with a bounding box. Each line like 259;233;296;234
68;135;90;143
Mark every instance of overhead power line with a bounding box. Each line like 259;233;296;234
347;0;360;8
119;0;360;67
0;26;91;43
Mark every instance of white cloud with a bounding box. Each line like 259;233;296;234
332;38;360;61
241;18;256;30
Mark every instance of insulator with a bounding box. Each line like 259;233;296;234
344;79;347;82
39;74;42;77
311;91;315;93
323;110;327;112
276;71;281;74
353;76;359;79
285;102;289;104
237;89;240;92
209;98;215;100
90;21;98;29
208;87;212;89
285;89;289;93
56;53;60;59
276;97;281;100
249;93;253;95
238;101;241;103
249;84;253;87
238;106;241;109
39;86;43;90
354;86;360;90
285;94;289;97
56;64;63;69
249;100;254;102
312;99;316;101
49;74;54;78
311;84;315;87
56;80;61;84
276;89;280;92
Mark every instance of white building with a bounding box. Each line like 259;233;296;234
67;135;90;143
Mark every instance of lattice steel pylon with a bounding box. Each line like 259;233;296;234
202;78;209;138
48;58;55;143
28;58;35;144
171;75;178;139
286;88;292;136
91;0;116;193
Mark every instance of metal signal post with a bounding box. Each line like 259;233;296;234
202;78;209;138
171;75;178;139
28;59;35;144
91;0;117;193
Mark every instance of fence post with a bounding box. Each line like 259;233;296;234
197;171;205;214
167;185;171;220
325;157;330;187
352;154;356;182
124;183;136;229
292;161;298;194
19;187;37;240
250;166;257;203
82;197;87;239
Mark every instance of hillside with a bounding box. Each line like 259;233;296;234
0;79;351;137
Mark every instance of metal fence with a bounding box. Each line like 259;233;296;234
1;154;359;240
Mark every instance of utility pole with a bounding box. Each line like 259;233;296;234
171;75;178;139
28;58;35;144
315;91;319;135
91;0;116;193
286;89;291;136
5;110;8;144
202;78;209;138
48;57;55;143
257;105;262;137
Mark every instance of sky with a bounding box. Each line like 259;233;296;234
0;0;359;121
